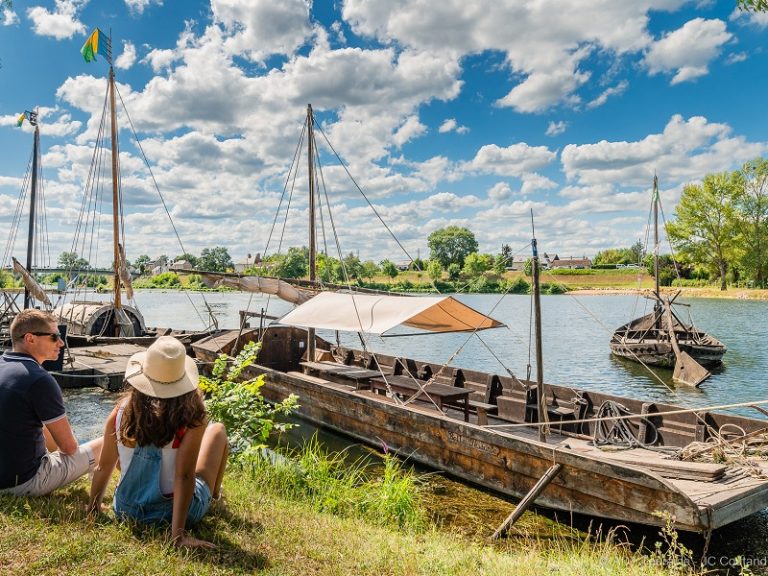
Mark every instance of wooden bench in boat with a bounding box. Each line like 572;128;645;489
369;375;471;422
299;361;381;389
286;370;356;392
461;372;501;425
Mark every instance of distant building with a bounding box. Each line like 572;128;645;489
549;255;592;269
234;253;261;273
170;259;194;272
148;258;169;276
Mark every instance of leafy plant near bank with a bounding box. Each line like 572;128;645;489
199;341;299;456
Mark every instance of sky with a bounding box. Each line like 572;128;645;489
0;0;767;270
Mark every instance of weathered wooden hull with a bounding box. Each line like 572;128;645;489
193;327;768;532
609;340;726;368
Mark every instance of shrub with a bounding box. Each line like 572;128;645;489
199;341;299;456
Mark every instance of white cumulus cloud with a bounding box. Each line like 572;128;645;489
115;41;138;70
27;0;86;40
546;120;567;137
644;18;732;85
2;8;19;25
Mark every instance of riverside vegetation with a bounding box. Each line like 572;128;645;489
0;345;726;575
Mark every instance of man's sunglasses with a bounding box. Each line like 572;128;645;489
28;332;62;342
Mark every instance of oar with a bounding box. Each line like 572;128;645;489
664;302;710;387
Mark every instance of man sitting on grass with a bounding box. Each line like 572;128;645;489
0;309;102;496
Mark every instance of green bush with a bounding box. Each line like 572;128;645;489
199;341;299;455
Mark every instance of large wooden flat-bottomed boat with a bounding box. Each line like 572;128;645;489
194;325;768;533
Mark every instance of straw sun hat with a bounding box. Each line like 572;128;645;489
124;336;199;398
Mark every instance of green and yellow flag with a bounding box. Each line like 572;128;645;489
81;28;110;63
16;110;38;127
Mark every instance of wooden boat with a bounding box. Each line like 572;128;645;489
193;106;768;533
610;177;725;386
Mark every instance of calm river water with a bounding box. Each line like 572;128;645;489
62;290;768;567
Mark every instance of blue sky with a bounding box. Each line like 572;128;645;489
0;0;767;269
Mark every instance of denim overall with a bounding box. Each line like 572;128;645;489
112;441;211;526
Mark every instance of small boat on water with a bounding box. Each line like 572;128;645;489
194;106;768;534
610;177;726;386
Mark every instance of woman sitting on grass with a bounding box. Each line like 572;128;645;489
88;336;228;549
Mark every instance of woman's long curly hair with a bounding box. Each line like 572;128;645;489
119;387;207;447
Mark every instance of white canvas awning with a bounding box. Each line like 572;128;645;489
277;291;503;335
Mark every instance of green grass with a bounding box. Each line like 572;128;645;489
0;443;703;575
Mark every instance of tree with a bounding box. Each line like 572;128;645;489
341;252;363;280
738;0;768;12
198;246;233;273
380;259;399;282
133;254;151;275
426;259;442;282
317;253;341;282
275;247;308;278
736;158;768;287
667;172;743;290
427;226;478;268
58;251;89;270
462;252;493;277
360;260;379;282
447;263;461;281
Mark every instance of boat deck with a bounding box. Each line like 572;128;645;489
54;343;144;391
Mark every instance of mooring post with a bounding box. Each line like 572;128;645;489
490;462;563;540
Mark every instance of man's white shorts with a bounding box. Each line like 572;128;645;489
0;443;97;496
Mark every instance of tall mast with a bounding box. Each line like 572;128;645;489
530;212;547;442
24;122;40;310
108;60;122;311
653;175;660;303
307;104;316;360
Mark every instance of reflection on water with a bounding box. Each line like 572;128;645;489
63;289;768;566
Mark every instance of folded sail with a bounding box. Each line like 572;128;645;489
201;273;314;305
12;257;51;306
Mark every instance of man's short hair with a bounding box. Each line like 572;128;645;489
10;309;57;341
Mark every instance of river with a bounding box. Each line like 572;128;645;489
61;290;768;568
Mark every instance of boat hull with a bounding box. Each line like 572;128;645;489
194;327;768;533
609;340;726;368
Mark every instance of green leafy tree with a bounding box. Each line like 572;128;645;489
58;251;89;270
380;259;399;282
426;259;442;282
341;252;363;280
360;260;379;282
736;158;768;287
447;263;461;281
317;253;341;282
410;257;425;272
275;247;308;278
667;172;743;291
427;226;479;268
198;246;234;273
462;252;493;277
738;0;768;11
133;254;151;275
642;253;679;287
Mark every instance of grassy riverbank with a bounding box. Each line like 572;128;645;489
0;452;701;575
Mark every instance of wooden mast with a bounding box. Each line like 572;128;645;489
24;120;40;310
530;213;548;442
108;48;122;314
653;175;660;307
307;104;316;361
